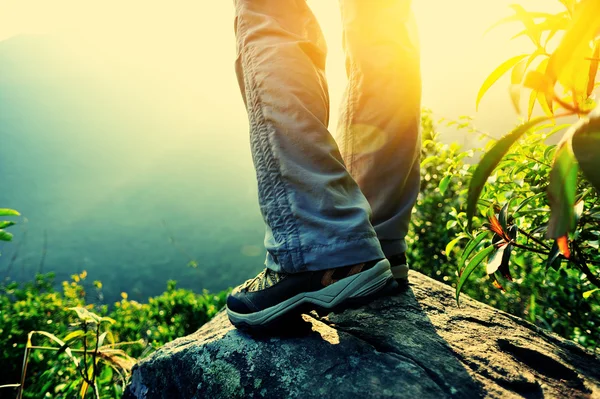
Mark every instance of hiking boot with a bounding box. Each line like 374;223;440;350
388;253;409;286
226;258;394;330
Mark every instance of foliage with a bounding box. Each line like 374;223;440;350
408;112;600;352
406;110;472;281
19;307;136;399
477;0;600;118
0;208;19;245
456;125;600;349
458;0;600;304
0;272;228;398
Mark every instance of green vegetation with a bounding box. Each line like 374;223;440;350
0;272;227;398
459;0;600;304
0;208;19;245
411;0;600;345
410;111;600;351
446;0;600;344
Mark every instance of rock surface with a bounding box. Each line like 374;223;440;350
125;271;600;398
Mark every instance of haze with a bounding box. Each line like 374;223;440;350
0;1;561;301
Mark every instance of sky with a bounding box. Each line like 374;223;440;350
0;0;563;145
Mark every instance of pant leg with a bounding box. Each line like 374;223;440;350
337;0;422;258
233;0;384;273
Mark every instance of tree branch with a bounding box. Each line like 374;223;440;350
517;228;551;250
509;240;549;256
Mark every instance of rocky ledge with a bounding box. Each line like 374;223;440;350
125;271;600;398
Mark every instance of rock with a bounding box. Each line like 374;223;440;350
124;271;600;398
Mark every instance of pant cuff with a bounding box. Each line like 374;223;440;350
265;235;385;273
379;239;407;259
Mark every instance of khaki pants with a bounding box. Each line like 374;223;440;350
233;0;421;273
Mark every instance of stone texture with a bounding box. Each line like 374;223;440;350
125;271;600;398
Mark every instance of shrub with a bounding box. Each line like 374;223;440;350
459;0;600;305
455;125;600;350
408;111;600;352
406;110;472;282
0;272;227;398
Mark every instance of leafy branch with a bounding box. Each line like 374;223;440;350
457;0;600;304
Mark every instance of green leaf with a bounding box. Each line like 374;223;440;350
70;307;102;324
101;330;115;346
29;331;80;368
39;379;53;395
507;225;518;241
499;202;510;232
0;230;13;241
467;116;551;228
57;330;87;355
476;54;529;110
101;315;116;325
514;193;545;215
0;221;15;229
62;330;86;343
0;209;20;217
98;365;114;385
547;126;579;238
445;236;467;258
459;231;488;274
421;156;437;167
544;145;556;162
54;383;67;394
583;288;600;299
456;245;495;306
68;306;114;325
439;175;452;195
571;106;600;194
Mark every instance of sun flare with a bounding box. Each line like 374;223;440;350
0;0;564;141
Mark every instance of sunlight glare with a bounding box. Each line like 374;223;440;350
0;0;566;144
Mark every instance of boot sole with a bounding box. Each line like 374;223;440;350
227;259;394;331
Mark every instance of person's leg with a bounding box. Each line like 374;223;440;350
337;0;422;281
233;0;384;274
227;0;392;329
